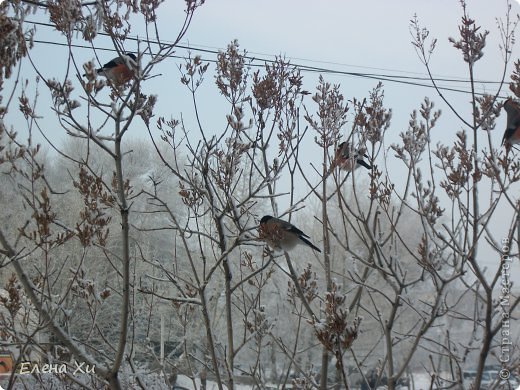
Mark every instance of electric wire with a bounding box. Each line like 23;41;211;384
24;19;510;98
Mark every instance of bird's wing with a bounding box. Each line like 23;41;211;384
504;100;520;129
278;220;309;237
356;159;373;170
283;223;309;238
502;128;515;145
101;57;124;70
98;61;116;72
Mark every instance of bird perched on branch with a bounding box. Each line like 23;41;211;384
331;141;372;172
259;215;321;253
502;98;520;150
85;52;137;85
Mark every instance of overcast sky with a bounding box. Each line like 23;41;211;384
5;0;520;276
165;0;517;142
15;0;518;143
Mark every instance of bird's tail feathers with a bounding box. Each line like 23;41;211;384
300;236;321;253
357;159;373;170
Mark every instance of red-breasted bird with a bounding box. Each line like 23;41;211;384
89;53;137;85
502;98;520;150
331;141;372;172
259;215;321;253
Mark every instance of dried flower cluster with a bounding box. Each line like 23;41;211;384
369;175;395;210
288;264;318;306
48;78;80;114
474;94;500;131
0;10;33;83
509;60;520;98
314;285;360;355
448;11;488;65
245;306;271;344
305;76;348;149
413;172;444;225
179;181;204;210
180;55;210;93
216;40;248;104
48;0;83;37
73;167;115;247
357;83;392;144
18;187;73;248
392;98;439;167
437;131;473;199
0;274;22;319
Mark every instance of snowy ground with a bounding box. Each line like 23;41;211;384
171;373;419;390
172;373;520;390
174;375;256;389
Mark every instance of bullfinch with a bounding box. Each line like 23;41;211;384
89;52;137;85
259;215;321;253
502;98;520;150
331;141;372;171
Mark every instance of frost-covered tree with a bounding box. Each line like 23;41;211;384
0;1;519;390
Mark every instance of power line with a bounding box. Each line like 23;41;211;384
24;19;509;98
30;38;505;99
176;41;502;85
24;19;505;85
